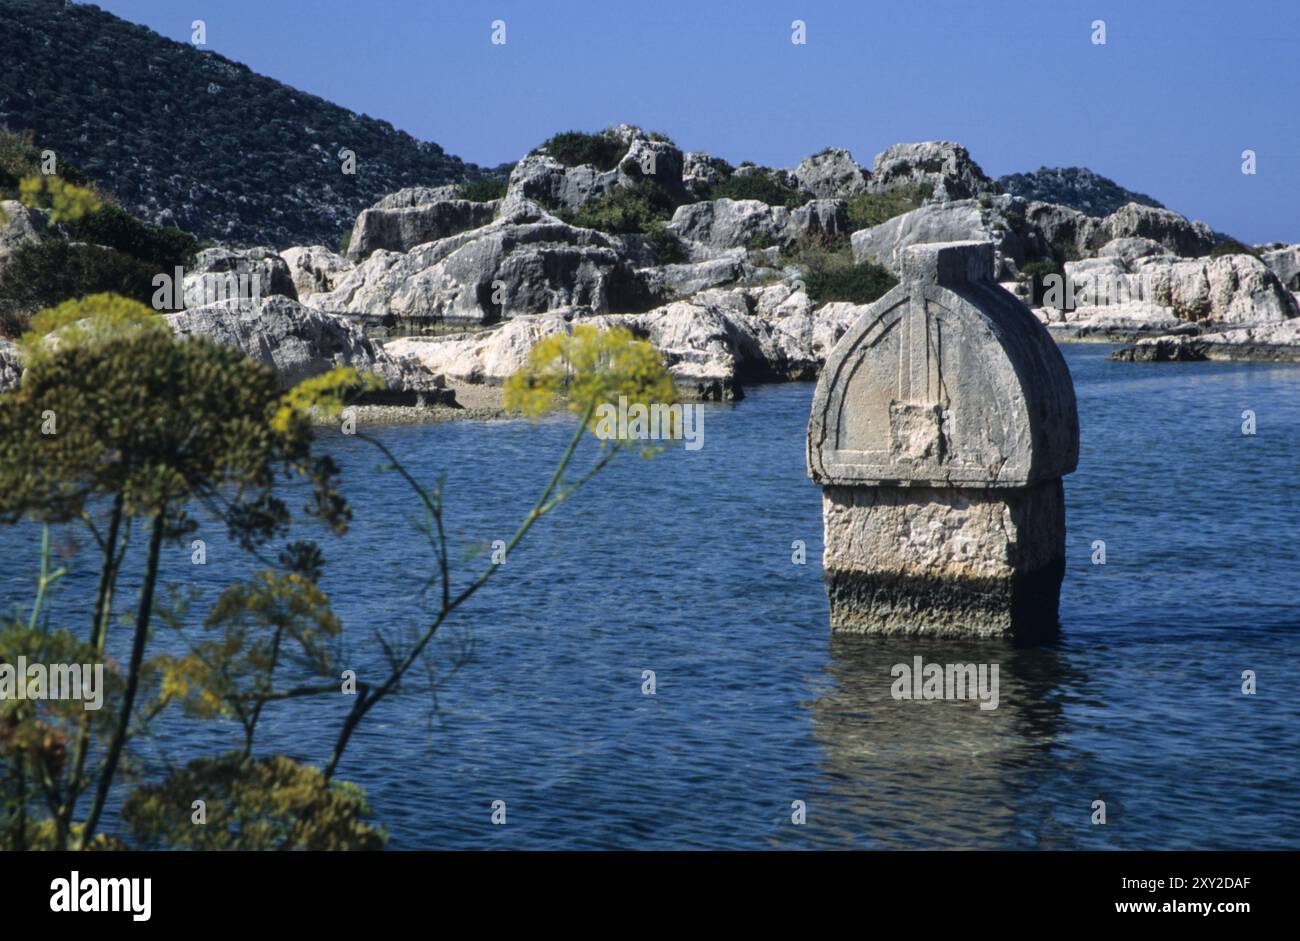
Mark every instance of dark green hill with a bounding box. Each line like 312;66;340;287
0;0;490;248
996;166;1164;218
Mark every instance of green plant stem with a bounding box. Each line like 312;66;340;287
56;495;125;849
79;512;165;847
322;404;599;781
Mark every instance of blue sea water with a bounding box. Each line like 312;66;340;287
2;343;1298;849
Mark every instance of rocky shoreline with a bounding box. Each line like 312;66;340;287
1112;318;1300;363
4;126;1299;406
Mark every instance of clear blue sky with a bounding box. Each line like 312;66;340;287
95;0;1299;244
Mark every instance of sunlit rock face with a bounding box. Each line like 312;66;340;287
808;240;1079;639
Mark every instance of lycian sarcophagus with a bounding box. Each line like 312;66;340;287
807;241;1079;639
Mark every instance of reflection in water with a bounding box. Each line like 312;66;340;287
804;635;1100;848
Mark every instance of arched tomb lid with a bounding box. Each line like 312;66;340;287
807;241;1079;488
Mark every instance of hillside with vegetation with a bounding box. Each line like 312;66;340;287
997;166;1164;218
0;0;495;248
0;130;202;336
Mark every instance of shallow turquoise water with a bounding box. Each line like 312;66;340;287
2;344;1298;848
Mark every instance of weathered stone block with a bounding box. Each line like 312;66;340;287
822;480;1065;637
808;240;1079;640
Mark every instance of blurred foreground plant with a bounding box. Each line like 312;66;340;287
0;293;353;849
0;299;675;849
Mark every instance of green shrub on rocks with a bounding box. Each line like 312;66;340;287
779;229;849;264
1050;239;1081;264
560;180;681;235
643;221;687;264
705;171;807;208
537;130;628;171
0;241;166;337
697;155;735;179
1019;259;1063;306
0;159;198;334
0;130;94;198
784;232;896;304
845;183;933;230
1209;236;1260;259
803;258;898;305
64;204;199;270
453;177;509;202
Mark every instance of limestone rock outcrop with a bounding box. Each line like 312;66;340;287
385;305;742;401
503;129;688;213
637;253;747;298
307;206;655;325
850;196;1044;280
279;245;353;300
1260;245;1300;291
384;282;864;401
669;198;850;251
504;154;618;212
1097;236;1168;266
0;200;48;274
1132;254;1297;323
167;295;449;402
345;199;498;261
619;138;687;197
1103;203;1216;257
1027;201;1216;260
793;149;869;199
244;127;1299;392
1056;252;1299;327
681;152;730;198
867;142;999;202
183;246;297;307
1113;318;1300;363
370;186;463;211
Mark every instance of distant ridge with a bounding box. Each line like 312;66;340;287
997;166;1165;218
0;0;492;248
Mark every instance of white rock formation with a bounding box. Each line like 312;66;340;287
306;206;653;324
1260;245;1300;291
280;245;353;300
345;199;498;261
1115;317;1300;363
167;295;447;400
792;149;869;199
1027;200;1216;259
668;198;850;251
183;246;297;307
0;199;48;276
850;196;1042;279
1136;254;1298;324
384;282;865;401
866;141;998;201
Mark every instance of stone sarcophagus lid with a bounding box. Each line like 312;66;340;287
808;241;1079;639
